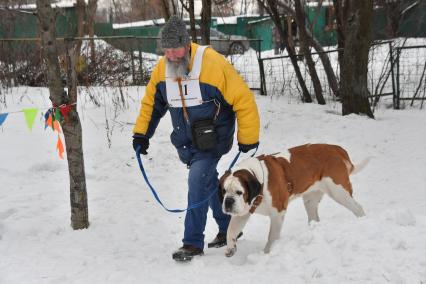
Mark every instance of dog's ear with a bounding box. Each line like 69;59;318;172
246;173;262;204
218;184;224;204
218;170;231;203
233;170;262;204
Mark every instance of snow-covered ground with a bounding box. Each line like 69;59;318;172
1;85;426;283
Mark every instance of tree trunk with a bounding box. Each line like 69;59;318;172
179;0;196;42
333;0;350;86
200;0;212;45
87;0;98;66
169;0;177;15
286;17;295;50
265;0;312;102
189;0;197;43
75;0;85;53
258;0;265;16
295;0;325;104
341;0;374;118
309;34;339;98
161;0;171;21
36;0;89;229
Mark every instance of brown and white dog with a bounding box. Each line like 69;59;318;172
219;144;368;257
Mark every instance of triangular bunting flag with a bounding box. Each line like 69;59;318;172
0;113;8;126
56;135;64;159
45;113;53;130
53;120;62;134
59;104;72;122
55;107;63;123
22;108;38;131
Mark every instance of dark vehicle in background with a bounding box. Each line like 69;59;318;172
206;28;250;55
156;27;250;56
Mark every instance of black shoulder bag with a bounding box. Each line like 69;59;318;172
177;78;220;151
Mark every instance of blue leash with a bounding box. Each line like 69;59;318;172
135;145;258;213
227;151;241;171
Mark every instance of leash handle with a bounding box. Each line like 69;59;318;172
135;146;218;213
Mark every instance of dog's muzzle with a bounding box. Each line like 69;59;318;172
224;197;235;212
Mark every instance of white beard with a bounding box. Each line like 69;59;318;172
165;53;190;79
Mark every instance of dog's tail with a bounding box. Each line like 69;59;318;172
351;158;371;175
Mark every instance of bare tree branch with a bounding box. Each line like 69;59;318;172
275;0;339;97
295;0;325;104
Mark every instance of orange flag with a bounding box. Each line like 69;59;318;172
56;135;64;159
45;114;53;130
53;120;62;133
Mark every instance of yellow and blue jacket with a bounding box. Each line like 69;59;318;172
133;42;260;164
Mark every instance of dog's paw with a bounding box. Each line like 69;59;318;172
263;243;271;254
225;246;236;257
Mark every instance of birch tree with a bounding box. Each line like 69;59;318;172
36;0;89;229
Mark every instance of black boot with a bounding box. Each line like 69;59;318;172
172;244;204;262
207;232;243;248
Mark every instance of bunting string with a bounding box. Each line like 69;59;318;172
0;102;76;159
0;103;76;118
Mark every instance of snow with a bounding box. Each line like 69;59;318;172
17;1;84;10
216;16;239;25
1;83;426;282
113;14;260;29
113;19;166;29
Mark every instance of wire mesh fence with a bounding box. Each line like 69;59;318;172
258;40;426;109
395;45;426;109
1;36;425;110
0;36;263;91
259;41;395;104
260;49;340;103
367;41;395;109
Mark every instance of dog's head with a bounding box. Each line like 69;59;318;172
218;168;262;216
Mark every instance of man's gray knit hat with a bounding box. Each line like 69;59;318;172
160;15;191;49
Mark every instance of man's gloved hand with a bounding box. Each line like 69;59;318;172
238;142;259;153
133;134;149;155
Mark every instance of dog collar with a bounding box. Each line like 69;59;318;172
249;194;263;214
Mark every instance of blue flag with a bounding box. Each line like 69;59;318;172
0;113;8;126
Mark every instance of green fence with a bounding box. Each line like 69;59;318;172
247;18;273;51
0;7;77;39
3;5;426;53
305;5;337;46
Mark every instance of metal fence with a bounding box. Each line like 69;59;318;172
0;37;158;87
258;40;426;109
0;36;263;92
1;36;425;110
259;41;396;105
395;45;426;109
260;49;340;102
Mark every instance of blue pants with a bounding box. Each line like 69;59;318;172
183;157;230;249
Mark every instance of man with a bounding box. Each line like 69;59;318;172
132;15;260;262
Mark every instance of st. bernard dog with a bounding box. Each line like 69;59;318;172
219;143;368;257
